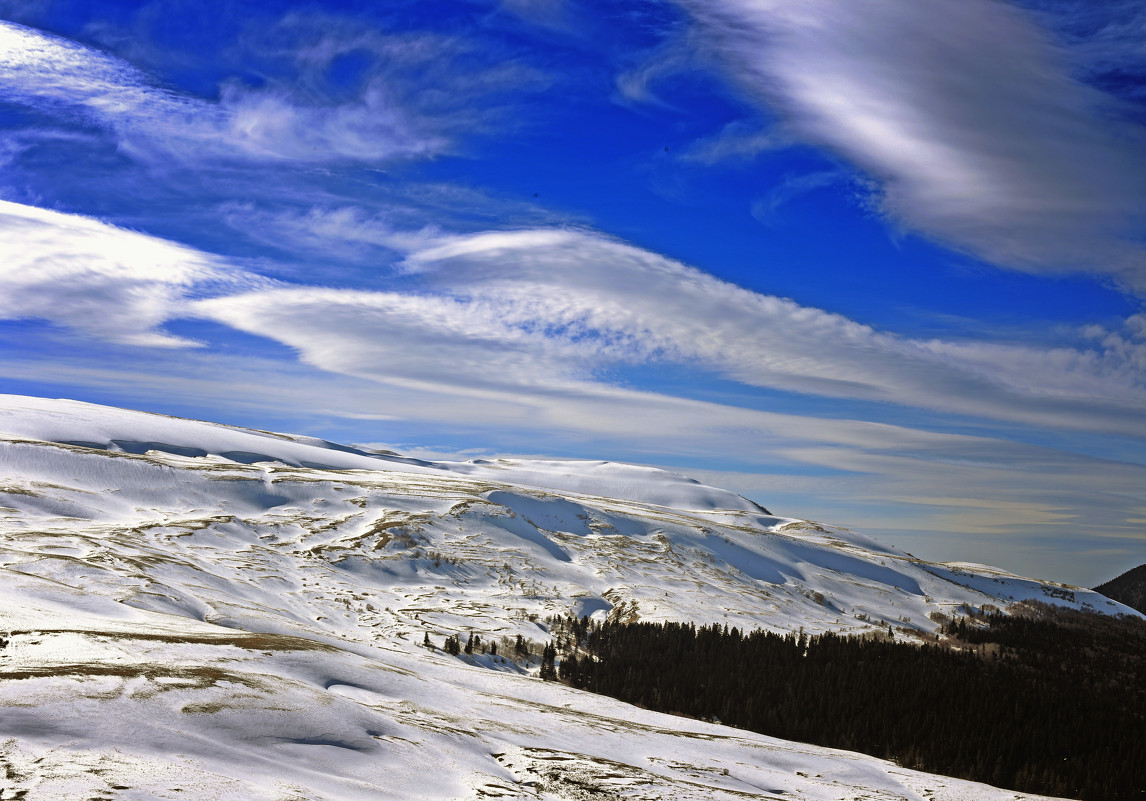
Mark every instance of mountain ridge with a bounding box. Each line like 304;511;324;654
0;393;1130;800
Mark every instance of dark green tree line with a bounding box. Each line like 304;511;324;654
543;606;1146;800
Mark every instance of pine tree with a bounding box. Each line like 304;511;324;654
559;652;579;682
540;642;557;680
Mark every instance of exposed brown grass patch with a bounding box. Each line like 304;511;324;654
9;629;338;653
0;663;267;690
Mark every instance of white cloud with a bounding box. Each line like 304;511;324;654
398;228;1146;433
678;119;791;165
212;80;446;163
613;29;707;110
181;227;1146;439
195;286;595;396
674;0;1146;287
0;200;255;347
0;19;451;165
749;169;847;224
3;197;1141;437
218;204;443;260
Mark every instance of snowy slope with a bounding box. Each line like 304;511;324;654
0;394;764;512
0;394;1124;800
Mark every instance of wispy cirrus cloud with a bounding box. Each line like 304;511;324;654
1017;0;1146;99
0;19;429;165
677;119;790;165
0;17;540;168
218;204;443;263
749;169;848;225
670;0;1146;288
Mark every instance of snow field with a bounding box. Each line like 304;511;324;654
0;395;1109;799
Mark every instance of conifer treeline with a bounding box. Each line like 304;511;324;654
546;604;1146;800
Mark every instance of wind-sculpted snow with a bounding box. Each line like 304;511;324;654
0;395;1126;799
0;395;765;512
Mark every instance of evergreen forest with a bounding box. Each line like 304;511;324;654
543;602;1146;800
1094;563;1146;615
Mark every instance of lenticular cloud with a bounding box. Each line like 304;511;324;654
199;226;1146;437
0;200;250;347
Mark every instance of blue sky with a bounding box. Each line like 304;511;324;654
0;0;1144;586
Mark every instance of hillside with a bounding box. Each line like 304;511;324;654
1094;564;1146;615
552;605;1146;799
0;394;1130;800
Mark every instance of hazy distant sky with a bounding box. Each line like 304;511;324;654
0;0;1143;586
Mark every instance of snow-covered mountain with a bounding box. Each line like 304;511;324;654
0;395;1128;800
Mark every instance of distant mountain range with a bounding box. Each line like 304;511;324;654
1095;564;1146;614
0;393;1135;800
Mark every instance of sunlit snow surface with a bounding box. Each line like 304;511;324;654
0;395;1125;800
